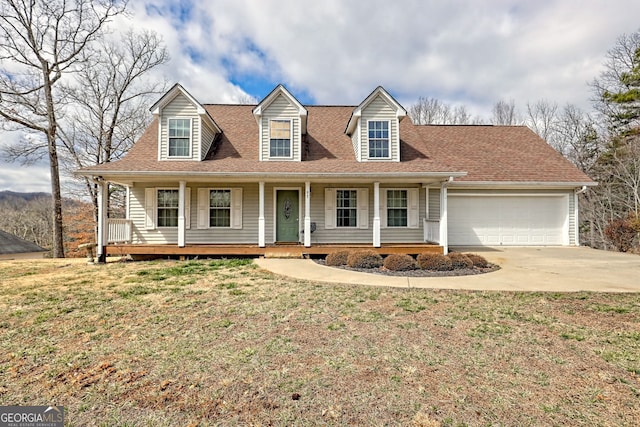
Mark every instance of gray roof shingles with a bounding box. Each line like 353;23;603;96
0;230;47;255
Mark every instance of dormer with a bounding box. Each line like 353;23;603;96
345;86;407;162
150;84;222;161
252;85;308;161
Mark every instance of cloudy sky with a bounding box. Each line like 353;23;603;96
1;0;639;193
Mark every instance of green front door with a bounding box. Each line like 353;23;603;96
276;190;299;242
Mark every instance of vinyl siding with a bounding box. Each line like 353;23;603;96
200;120;217;160
359;96;400;162
159;93;200;161
261;94;301;161
428;188;441;221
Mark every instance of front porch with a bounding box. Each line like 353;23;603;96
105;243;443;258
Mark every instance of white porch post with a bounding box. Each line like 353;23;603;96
178;180;186;247
304;181;311;247
439;181;449;254
96;180;108;263
258;181;265;247
373;182;381;247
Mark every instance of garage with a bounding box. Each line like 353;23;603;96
448;194;569;246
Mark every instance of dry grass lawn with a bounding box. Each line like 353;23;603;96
0;258;639;426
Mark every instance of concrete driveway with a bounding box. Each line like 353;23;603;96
255;247;640;292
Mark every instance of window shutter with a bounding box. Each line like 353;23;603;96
380;190;387;228
231;188;243;229
197;188;209;229
145;188;156;230
357;188;369;229
408;188;419;228
324;188;336;229
184;187;191;229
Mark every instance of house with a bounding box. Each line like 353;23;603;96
0;230;48;260
76;84;595;261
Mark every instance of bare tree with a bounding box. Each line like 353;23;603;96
409;96;473;124
491;99;519;125
525;100;559;143
0;0;126;257
57;29;169;224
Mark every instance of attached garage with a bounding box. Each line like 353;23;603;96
448;194;570;246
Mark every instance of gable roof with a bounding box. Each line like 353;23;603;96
150;83;222;134
0;230;47;255
77;90;594;186
252;84;308;134
345;86;407;136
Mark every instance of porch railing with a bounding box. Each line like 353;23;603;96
107;219;132;243
424;218;440;244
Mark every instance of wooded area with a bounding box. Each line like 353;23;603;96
409;31;640;252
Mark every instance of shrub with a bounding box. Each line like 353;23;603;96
604;215;639;252
346;250;383;269
447;252;473;269
466;253;489;268
325;250;350;266
383;254;417;271
417;253;452;271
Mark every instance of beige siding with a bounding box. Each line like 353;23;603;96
569;192;576;245
351;121;361;161
359;96;400;162
261;94;301;161
159;93;200;161
200;120;217;160
428;188;441;221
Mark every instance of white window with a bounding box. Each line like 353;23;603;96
144;187;191;230
336;190;358;227
368;120;389;158
381;188;419;228
168;118;191;157
197;188;243;229
269;119;291;158
157;189;179;227
324;188;369;229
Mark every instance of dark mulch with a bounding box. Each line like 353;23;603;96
314;259;500;277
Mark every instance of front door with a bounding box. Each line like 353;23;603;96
276;190;299;242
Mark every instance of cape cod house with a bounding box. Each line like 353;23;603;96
76;84;595;260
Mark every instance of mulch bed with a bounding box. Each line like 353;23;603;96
313;259;500;277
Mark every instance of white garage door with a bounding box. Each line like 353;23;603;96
448;195;568;246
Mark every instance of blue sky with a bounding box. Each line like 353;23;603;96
1;0;640;193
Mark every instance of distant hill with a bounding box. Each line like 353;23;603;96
0;190;50;201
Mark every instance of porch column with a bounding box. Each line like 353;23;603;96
304;181;311;247
373;182;381;247
439;181;449;255
178;180;186;247
96;180;108;263
258;181;265;247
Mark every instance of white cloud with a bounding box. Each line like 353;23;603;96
1;0;639;193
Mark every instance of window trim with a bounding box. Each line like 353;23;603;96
156;188;180;228
367;119;391;160
168;117;192;159
335;189;359;228
324;187;369;230
381;188;419;229
197;187;243;230
208;189;232;228
268;119;293;159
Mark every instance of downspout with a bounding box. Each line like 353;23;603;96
574;186;588;247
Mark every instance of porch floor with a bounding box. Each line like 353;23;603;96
106;243;443;258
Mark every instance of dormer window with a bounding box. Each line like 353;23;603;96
269;119;292;158
368;120;390;158
168;118;191;157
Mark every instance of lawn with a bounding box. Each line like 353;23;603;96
0;258;639;426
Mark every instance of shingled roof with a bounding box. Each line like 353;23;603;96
78;104;594;185
0;230;47;255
